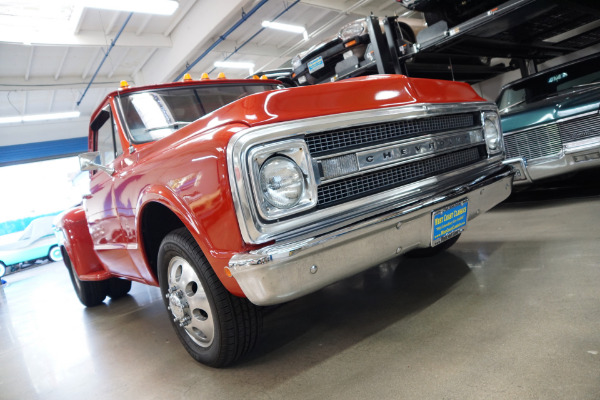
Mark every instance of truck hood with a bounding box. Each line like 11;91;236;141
187;74;485;133
500;85;600;133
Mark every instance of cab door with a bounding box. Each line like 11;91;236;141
84;104;140;278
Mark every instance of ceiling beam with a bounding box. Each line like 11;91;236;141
136;15;153;36
164;0;198;37
107;48;131;78
55;48;70;81
22;91;28;114
25;46;35;81
73;7;87;35
82;48;104;80
104;12;121;35
48;90;56;112
131;47;158;78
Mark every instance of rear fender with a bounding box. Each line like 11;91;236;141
56;207;109;281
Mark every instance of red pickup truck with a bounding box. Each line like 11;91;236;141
56;74;513;367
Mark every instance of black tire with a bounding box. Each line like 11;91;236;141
405;234;461;258
48;245;63;262
107;278;132;299
62;247;108;307
0;261;6;278
158;228;261;368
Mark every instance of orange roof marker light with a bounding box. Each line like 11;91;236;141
183;73;193;81
200;73;210;80
252;75;260;80
260;75;268;80
119;80;130;89
217;72;227;80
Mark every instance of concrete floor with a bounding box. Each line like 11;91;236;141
1;187;599;399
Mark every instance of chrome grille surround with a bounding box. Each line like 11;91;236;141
228;102;503;244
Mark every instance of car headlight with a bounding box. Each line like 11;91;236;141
339;19;367;41
260;156;303;209
291;55;302;70
482;112;503;155
249;139;318;220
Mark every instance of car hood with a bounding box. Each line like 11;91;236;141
186;74;485;133
500;86;600;133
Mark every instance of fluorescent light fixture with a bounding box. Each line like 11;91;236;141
214;61;255;75
0;111;81;124
81;0;179;15
262;20;308;40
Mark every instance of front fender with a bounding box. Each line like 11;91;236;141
56;207;109;281
136;185;247;297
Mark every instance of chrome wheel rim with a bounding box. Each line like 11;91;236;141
166;256;214;347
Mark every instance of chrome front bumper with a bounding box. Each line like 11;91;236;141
228;166;514;306
505;137;600;185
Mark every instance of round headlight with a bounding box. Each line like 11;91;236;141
291;55;302;70
259;156;304;209
483;117;500;150
339;20;366;41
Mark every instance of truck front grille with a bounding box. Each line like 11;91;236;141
317;146;486;207
305;113;477;156
504;124;563;161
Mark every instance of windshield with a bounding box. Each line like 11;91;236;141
497;57;600;112
119;83;281;143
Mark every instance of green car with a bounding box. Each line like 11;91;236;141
0;216;63;277
497;52;600;185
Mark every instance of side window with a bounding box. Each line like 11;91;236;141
92;107;117;166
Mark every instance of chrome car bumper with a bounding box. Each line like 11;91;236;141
505;137;600;185
228;166;513;306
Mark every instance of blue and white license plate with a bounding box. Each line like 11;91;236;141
307;56;324;74
431;199;468;246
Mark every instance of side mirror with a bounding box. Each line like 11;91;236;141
79;152;114;175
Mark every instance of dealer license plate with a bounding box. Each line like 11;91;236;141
308;56;324;74
431;199;468;246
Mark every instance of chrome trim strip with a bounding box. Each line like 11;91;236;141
228;102;499;244
354;129;483;171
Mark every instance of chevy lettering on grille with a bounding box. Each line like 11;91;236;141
356;130;483;170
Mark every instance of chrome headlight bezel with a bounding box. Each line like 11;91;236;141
482;111;504;155
249;139;318;221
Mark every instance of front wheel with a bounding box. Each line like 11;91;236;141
0;262;6;278
62;247;108;307
158;228;261;368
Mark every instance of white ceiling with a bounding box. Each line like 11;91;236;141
0;0;420;148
